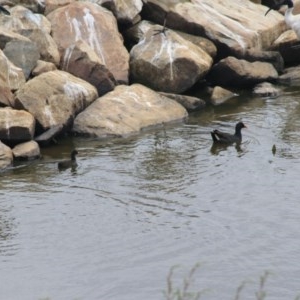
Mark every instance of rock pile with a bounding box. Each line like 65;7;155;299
0;0;298;169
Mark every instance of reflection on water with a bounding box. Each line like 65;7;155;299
1;86;300;299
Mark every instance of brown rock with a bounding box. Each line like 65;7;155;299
207;56;278;87
61;41;116;96
47;2;129;83
210;86;238;106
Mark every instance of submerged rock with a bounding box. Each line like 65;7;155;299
12;140;40;161
0;141;13;170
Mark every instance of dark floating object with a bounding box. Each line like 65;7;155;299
0;5;10;15
58;149;78;170
272;144;277;155
211;122;247;144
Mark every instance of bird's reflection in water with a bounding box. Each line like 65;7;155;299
210;142;243;155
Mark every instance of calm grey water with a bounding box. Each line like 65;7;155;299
1;86;300;300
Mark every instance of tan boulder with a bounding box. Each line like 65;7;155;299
44;0;74;15
14;70;98;131
207;56;278;87
61;41;116;96
0;107;35;143
142;0;287;56
0;141;13;170
210;86;238;106
9;0;45;13
278;66;300;85
32;60;57;76
130;28;213;93
0;6;51;33
47;2;129;83
98;0;143;24
73;84;188;138
12;140;40;160
253;82;281;97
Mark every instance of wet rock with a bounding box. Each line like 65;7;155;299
73;84;188;138
278;66;300;85
207;56;278;87
142;0;286;57
130;28;213;93
159;92;206;112
3;39;40;79
61;40;116;96
12;140;40;161
35;124;63;146
210;86;238;106
32;60;57;76
253;82;281;97
270;30;300;65
14;70;98;131
0;141;13;170
238;49;284;73
0;107;35;144
47;1;129;84
0;49;26;92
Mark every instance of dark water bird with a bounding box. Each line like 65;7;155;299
58;149;78;170
0;5;10;15
265;0;300;39
272;144;277;155
211;122;247;144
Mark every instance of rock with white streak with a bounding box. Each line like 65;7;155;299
0;141;13;170
14;70;98;132
73;84;188;138
12;140;40;160
124;20;217;58
47;1;129;84
130;28;213;93
142;0;287;57
61;40;116;96
0;107;35;144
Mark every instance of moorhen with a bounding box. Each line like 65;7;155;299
58;149;78;170
211;122;246;144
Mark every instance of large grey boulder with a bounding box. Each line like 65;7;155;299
73;84;188;138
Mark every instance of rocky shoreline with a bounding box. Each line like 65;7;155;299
0;0;300;169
